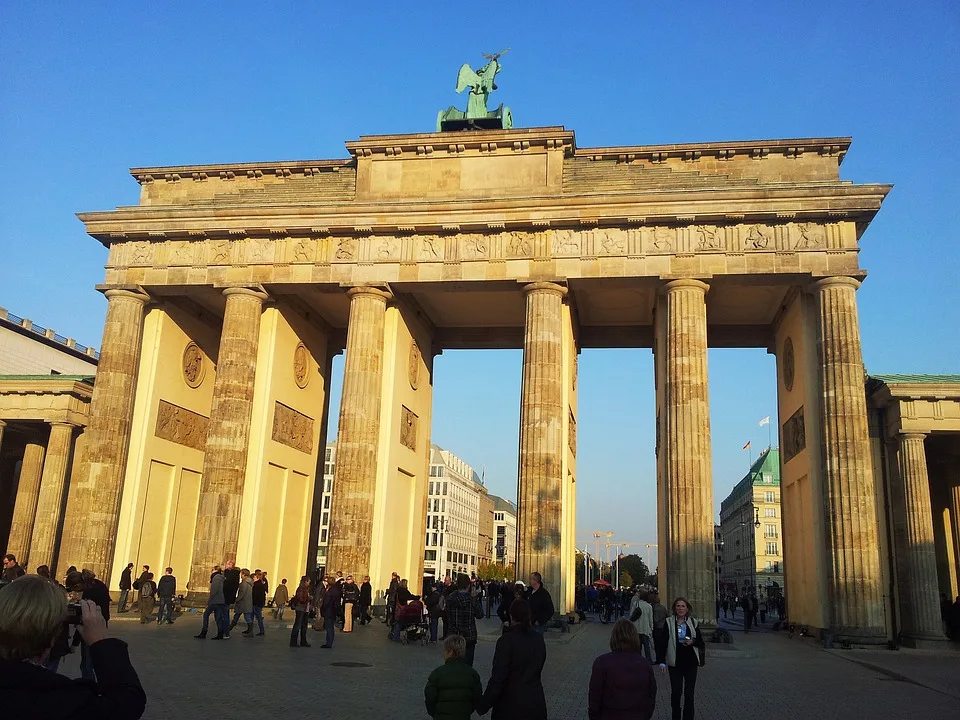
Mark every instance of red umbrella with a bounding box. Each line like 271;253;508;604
593;579;611;586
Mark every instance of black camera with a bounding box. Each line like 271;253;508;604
66;602;83;625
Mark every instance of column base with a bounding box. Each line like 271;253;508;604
900;633;948;649
823;626;888;648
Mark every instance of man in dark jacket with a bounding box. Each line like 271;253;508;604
526;572;555;632
2;553;26;582
424;634;483;720
251;571;268;636
478;599;547;719
358;575;373;625
0;575;146;719
117;562;134;613
425;583;443;642
222;560;240;606
156;567;176;625
132;565;150;592
321;578;342;649
385;572;400;625
445;575;484;666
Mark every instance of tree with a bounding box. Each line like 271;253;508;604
616;554;649;585
620;571;634;588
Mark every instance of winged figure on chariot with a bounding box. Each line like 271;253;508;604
437;50;514;131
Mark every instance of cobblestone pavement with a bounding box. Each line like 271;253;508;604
58;614;960;719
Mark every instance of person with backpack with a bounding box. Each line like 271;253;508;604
137;572;157;624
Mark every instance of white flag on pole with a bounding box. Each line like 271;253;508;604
759;416;771;426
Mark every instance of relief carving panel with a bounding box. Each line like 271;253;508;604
782;406;806;463
155;400;209;451
272;402;314;454
400;405;418;451
568;409;577;456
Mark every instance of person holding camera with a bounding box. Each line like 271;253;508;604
66;570;111;681
0;575;146;718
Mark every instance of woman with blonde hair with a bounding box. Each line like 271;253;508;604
654;597;705;720
0;575;146;718
588;618;656;720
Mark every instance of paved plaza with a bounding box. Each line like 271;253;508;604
56;613;960;719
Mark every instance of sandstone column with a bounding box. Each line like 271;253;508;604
952;482;960;598
517;282;566;592
29;422;77;572
188;287;266;595
59;288;148;579
327;287;390;580
895;432;945;644
7;441;46;566
0;420;6;453
658;279;715;625
813;276;885;641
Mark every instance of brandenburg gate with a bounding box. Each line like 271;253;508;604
59;124;891;642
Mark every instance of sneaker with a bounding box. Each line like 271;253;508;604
320;644;332;649
194;633;207;639
300;642;311;647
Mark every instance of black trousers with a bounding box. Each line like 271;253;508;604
465;639;477;667
668;663;698;720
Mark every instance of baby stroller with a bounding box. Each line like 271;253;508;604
395;598;429;646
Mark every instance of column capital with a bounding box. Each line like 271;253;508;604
522;281;567;297
345;285;393;302
48;421;78;430
661;278;710;294
102;287;150;304
222;285;269;302
810;276;862;293
899;431;928;442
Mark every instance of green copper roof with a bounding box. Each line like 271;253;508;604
721;447;780;510
869;374;960;384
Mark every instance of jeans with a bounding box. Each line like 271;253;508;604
157;597;174;624
201;603;227;635
639;633;653;662
534;623;547;635
252;606;264;633
391;620;402;641
325;617;336;647
429;616;439;642
117;589;130;613
668;664;698;720
290;610;308;646
276;604;285;620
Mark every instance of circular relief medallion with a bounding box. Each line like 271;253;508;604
182;342;205;388
409;340;421;390
782;337;795;392
294;343;310;389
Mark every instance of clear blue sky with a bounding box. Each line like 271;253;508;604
2;2;958;568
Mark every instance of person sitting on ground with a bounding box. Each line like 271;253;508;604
0;575;146;719
588;618;657;720
424;634;483;720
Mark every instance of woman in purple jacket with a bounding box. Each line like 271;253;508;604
588;619;657;720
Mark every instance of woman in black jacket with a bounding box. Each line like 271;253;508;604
0;575;146;719
478;599;547;720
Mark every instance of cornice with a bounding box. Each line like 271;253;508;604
576;137;852;164
79;183;891;245
130;159;353;185
346;126;575;158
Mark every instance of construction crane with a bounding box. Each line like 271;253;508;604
589;531;614;580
